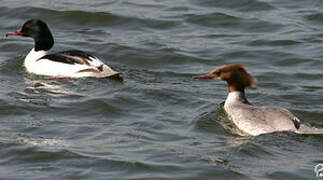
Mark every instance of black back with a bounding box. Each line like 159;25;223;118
39;54;77;65
37;50;96;65
59;50;95;61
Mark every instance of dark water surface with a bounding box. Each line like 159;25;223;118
0;0;323;179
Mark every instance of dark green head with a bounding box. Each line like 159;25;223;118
6;19;54;51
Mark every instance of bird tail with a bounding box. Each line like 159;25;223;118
296;124;323;135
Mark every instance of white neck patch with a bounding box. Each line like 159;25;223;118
224;91;249;107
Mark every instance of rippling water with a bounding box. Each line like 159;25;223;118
0;0;323;179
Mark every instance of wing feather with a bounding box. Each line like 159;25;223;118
37;50;99;65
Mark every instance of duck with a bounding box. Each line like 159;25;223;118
194;64;323;136
6;19;120;78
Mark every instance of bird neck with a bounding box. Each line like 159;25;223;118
32;27;54;51
225;91;250;106
34;36;54;51
227;80;246;93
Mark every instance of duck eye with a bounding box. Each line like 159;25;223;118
215;71;221;76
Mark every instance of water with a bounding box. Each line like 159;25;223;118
0;0;323;179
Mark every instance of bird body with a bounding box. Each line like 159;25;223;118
6;19;119;78
194;64;323;136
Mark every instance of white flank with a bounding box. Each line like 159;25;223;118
24;48;119;78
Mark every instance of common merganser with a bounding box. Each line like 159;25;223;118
6;19;120;78
194;64;323;136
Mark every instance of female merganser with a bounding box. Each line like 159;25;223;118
6;19;119;78
194;64;323;136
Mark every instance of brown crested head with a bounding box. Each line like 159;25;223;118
193;64;257;92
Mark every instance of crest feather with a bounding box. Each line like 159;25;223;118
214;63;257;88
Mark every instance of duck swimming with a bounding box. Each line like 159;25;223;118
194;64;323;136
6;19;119;78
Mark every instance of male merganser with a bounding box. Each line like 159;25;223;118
6;19;120;78
194;64;323;136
